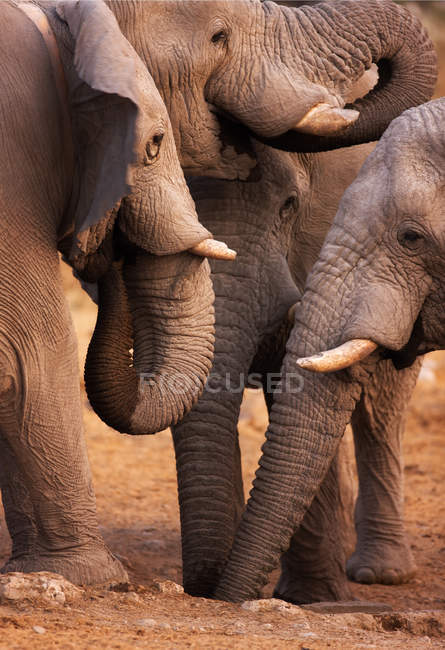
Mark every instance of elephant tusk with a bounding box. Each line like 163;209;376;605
297;339;378;373
189;238;237;261
287;303;297;324
294;103;360;137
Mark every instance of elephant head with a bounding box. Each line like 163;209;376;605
213;98;445;601
55;0;236;434
296;97;445;369
107;0;437;177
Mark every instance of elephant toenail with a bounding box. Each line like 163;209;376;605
381;569;399;585
354;568;376;584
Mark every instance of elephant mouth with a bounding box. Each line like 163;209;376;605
184;105;257;181
297;314;430;375
385;315;431;370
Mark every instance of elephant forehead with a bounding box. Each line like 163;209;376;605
138;0;261;36
387;153;443;215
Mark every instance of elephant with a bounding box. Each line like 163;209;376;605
172;111;421;601
211;98;445;602
104;0;438;173
0;0;235;586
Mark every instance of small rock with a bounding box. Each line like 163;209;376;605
33;626;46;634
262;623;273;630
241;598;306;617
122;592;140;604
135;618;157;627
152;580;184;595
0;572;83;607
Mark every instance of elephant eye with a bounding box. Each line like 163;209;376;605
397;227;425;250
144;131;164;165
211;29;228;45
280;193;299;218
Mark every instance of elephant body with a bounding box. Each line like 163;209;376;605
251;96;445;600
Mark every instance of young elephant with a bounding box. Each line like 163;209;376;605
214;98;445;602
0;0;226;585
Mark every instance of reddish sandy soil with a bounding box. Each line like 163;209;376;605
0;261;444;649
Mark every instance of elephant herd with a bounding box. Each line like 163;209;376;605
0;0;442;606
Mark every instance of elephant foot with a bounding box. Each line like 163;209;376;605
346;536;416;585
1;543;128;586
273;571;352;605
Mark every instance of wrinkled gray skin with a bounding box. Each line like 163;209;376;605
0;0;215;586
213;100;445;602
173;131;420;602
83;0;434;592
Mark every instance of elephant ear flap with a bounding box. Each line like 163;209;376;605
57;0;146;260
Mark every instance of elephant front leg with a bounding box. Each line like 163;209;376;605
0;327;127;586
172;386;245;598
274;448;353;604
0;432;37;561
347;358;420;586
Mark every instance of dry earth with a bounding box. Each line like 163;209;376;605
0;260;444;649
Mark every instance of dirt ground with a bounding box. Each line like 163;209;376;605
1;258;445;649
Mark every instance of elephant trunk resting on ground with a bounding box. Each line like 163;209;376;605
174;136;420;602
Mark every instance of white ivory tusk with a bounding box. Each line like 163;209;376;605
297;339;378;372
189;238;237;261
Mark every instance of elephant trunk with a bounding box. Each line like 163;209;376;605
85;250;214;435
250;0;437;150
214;241;372;601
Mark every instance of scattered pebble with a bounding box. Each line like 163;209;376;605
135;618;157;628
0;572;83;607
122;592;140;604
33;626;46;634
152;580;184;594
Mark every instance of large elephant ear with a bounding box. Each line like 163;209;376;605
56;0;152;260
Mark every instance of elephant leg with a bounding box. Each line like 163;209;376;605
172;386;245;597
274;447;353;604
0;245;127;585
347;358;420;585
0;432;37;560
